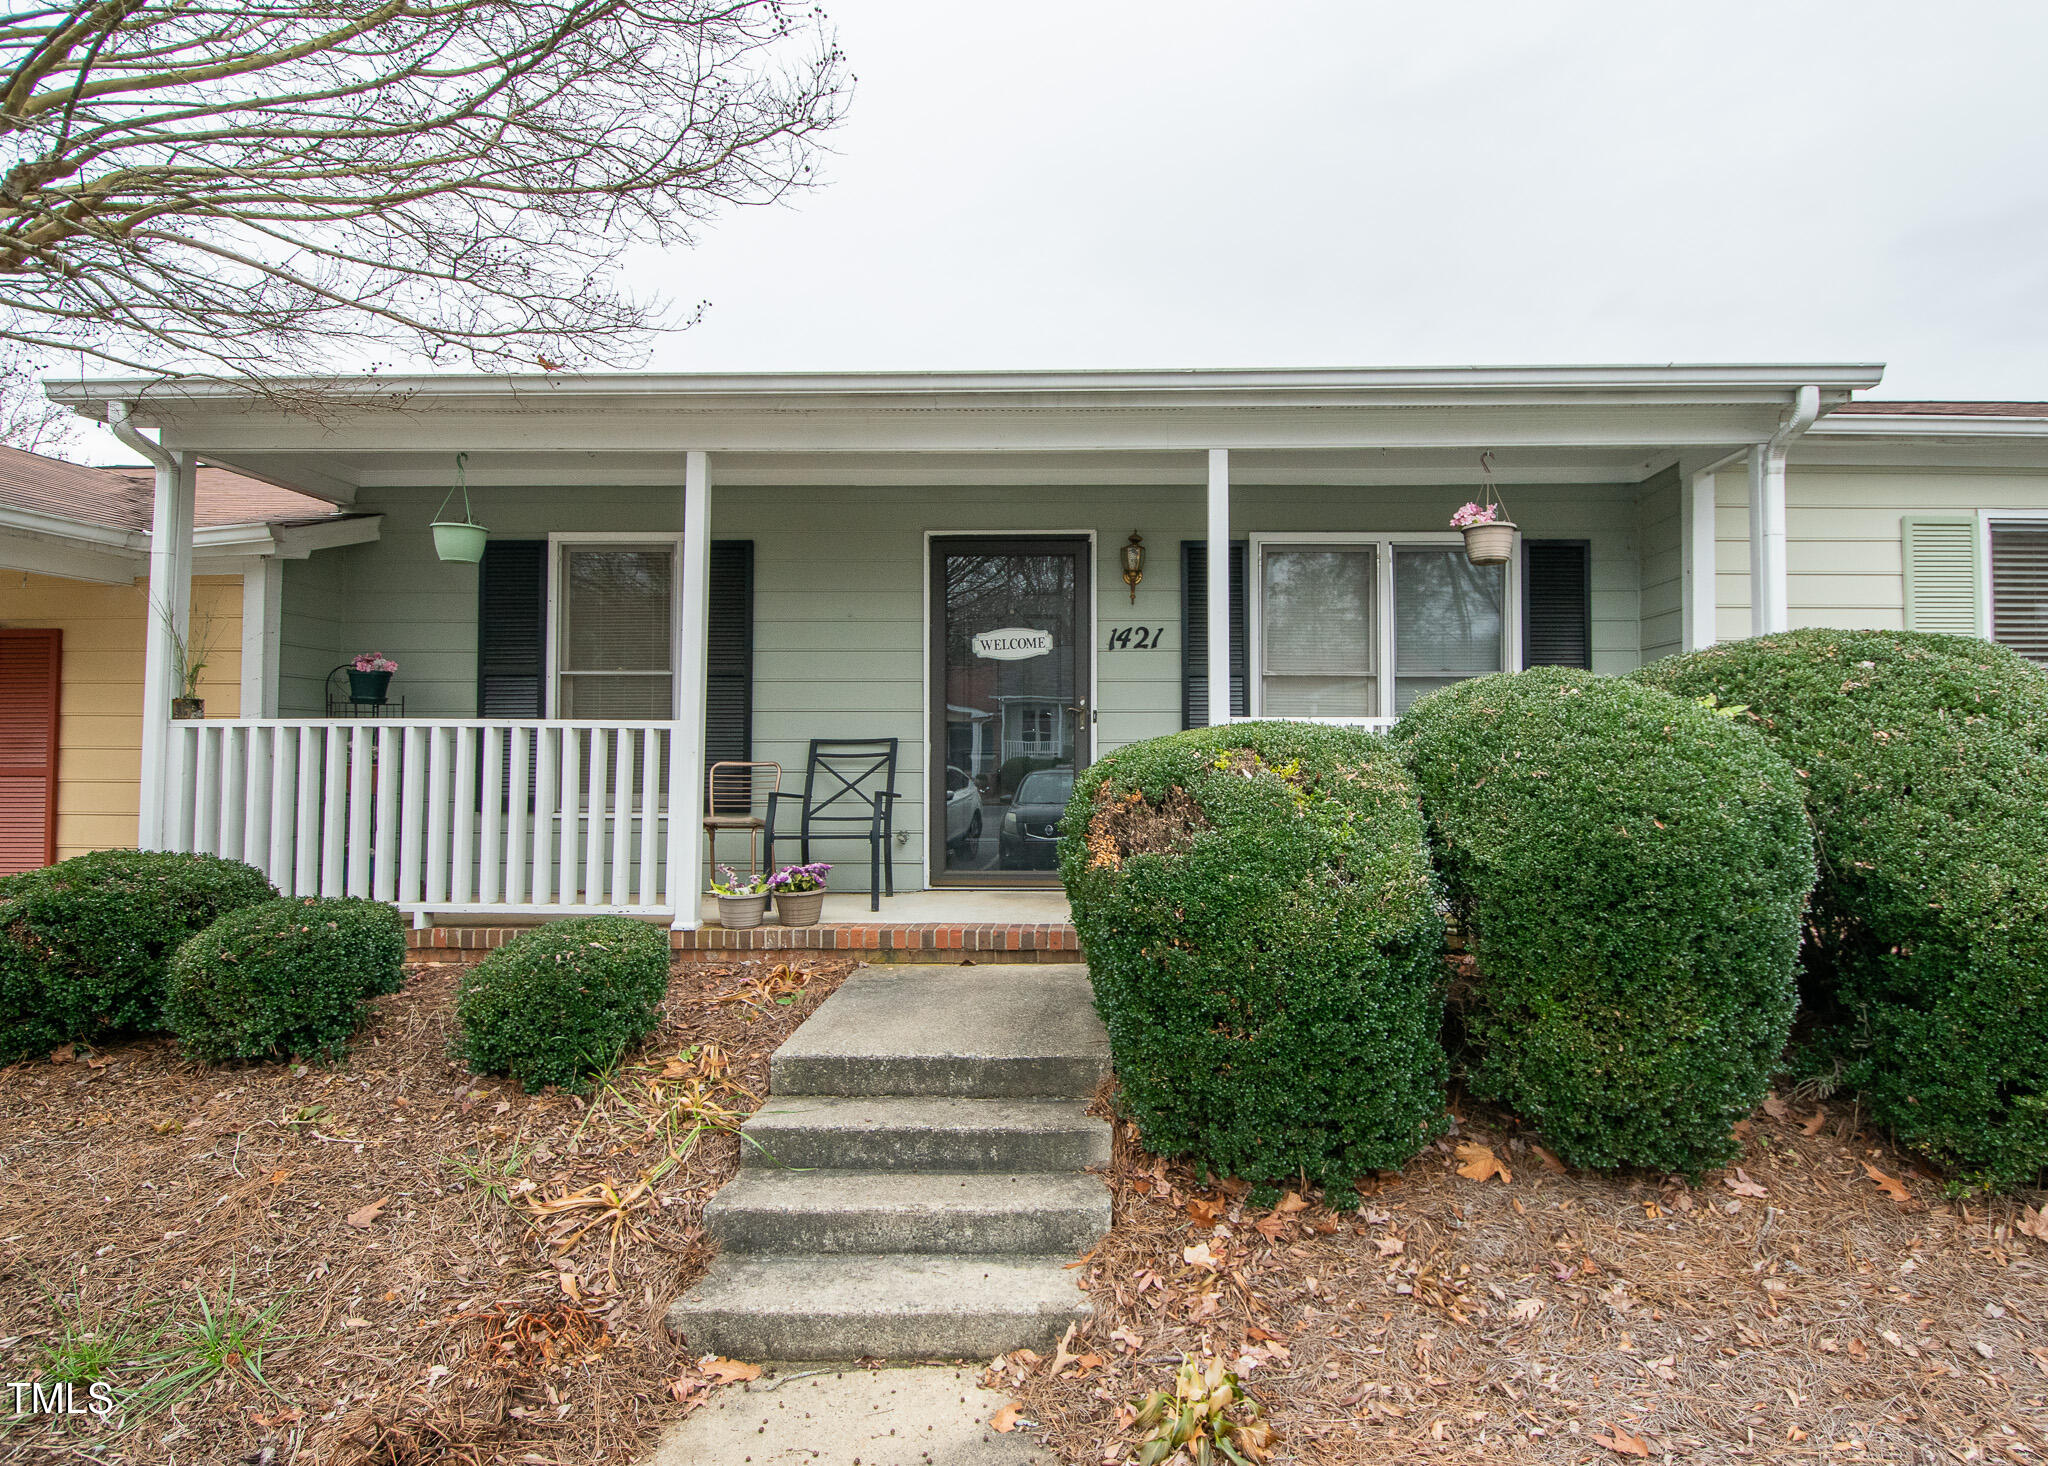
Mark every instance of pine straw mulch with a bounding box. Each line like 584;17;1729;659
0;953;853;1466
1000;1090;2048;1466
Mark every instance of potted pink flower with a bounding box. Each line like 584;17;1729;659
348;652;397;704
1450;501;1517;566
711;865;771;929
767;861;831;927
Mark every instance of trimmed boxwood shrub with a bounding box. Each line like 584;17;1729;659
1058;721;1449;1189
1636;630;2048;1190
1396;669;1815;1175
0;850;277;1062
163;897;406;1063
455;916;672;1092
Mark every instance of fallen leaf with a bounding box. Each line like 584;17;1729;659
1375;1236;1406;1257
1594;1426;1651;1456
989;1400;1025;1433
1801;1110;1828;1137
1274;1191;1308;1213
1761;1092;1788;1120
1861;1162;1911;1203
1510;1297;1545;1322
1847;1337;1867;1359
1454;1142;1511;1184
1245;1325;1284;1343
1186;1197;1224;1229
2017;1205;2048;1243
49;1043;73;1064
1110;1328;1144;1352
1722;1168;1768;1198
1183;1240;1220;1271
344;1195;390;1229
699;1357;761;1384
1047;1322;1082;1377
1530;1143;1567;1174
1252;1213;1286;1241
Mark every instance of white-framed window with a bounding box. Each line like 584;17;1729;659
1986;514;2048;665
1247;533;1517;721
548;534;682;718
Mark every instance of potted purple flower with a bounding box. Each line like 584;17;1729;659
1450;500;1517;566
767;861;831;927
711;865;771;929
348;652;397;704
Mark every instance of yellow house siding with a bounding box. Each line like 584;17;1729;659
0;572;242;860
1713;465;2048;641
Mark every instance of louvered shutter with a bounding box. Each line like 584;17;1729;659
0;629;60;874
1521;540;1592;670
1989;520;2048;665
477;540;547;717
706;540;754;811
1902;517;1984;636
1181;541;1248;728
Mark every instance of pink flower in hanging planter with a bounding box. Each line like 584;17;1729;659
1449;502;1500;530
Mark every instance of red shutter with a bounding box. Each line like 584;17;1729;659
0;629;61;874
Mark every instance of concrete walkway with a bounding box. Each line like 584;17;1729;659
647;1364;1053;1466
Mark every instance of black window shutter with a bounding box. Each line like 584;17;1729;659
706;540;754;811
1522;539;1592;670
1181;540;1248;728
477;540;547;716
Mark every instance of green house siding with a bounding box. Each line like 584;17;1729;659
280;479;1646;890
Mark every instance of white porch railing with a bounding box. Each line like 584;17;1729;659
166;720;681;920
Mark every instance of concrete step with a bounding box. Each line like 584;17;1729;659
706;1169;1111;1255
770;965;1111;1098
667;1252;1090;1361
739;1095;1111;1173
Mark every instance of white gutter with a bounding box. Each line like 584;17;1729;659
1747;385;1821;635
110;400;192;850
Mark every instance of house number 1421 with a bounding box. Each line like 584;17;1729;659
1106;626;1166;650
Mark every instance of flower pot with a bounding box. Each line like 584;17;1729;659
347;668;394;703
171;696;204;720
1461;520;1518;566
717;892;770;930
432;520;489;563
775;889;827;927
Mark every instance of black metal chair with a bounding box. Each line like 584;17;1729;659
764;738;901;912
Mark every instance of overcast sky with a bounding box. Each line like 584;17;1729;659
621;0;2048;401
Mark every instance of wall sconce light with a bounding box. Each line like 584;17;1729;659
1120;532;1146;603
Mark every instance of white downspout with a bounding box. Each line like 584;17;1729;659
1748;385;1819;635
109;401;195;850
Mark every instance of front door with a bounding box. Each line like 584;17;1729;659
930;537;1090;884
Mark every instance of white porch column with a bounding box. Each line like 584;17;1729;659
1747;442;1790;634
138;452;197;849
239;556;283;718
668;450;712;929
1682;467;1719;650
1206;448;1232;727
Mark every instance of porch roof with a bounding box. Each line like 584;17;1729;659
46;362;1886;505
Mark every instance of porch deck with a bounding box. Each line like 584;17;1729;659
404;887;1079;964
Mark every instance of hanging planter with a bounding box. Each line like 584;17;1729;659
1451;453;1517;567
431;452;488;564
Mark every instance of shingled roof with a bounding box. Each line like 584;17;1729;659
0;444;338;531
1831;401;2048;418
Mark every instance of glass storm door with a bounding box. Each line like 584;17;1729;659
930;537;1091;884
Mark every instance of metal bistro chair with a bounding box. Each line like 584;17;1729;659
704;761;782;881
764;738;900;912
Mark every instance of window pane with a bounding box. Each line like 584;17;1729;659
1394;548;1505;713
559;673;673;719
564;548;672;672
1991;521;2048;666
1261;547;1377;716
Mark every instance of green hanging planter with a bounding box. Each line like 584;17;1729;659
432;452;487;563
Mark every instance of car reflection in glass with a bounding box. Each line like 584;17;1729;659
999;768;1076;870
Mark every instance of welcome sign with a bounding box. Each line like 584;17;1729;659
971;627;1053;660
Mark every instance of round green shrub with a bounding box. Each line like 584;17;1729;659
1635;629;2048;1190
455;916;672;1093
1058;721;1449;1189
0;850;278;1061
163;897;406;1063
1395;669;1815;1176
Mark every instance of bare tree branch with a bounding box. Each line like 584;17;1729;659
0;0;849;385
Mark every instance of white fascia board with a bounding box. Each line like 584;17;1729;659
0;502;146;551
1806;415;2048;440
0;525;144;583
191;513;381;560
45;362;1888;417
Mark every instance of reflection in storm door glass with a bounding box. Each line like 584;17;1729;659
1393;548;1505;714
940;547;1078;877
1260;546;1377;717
